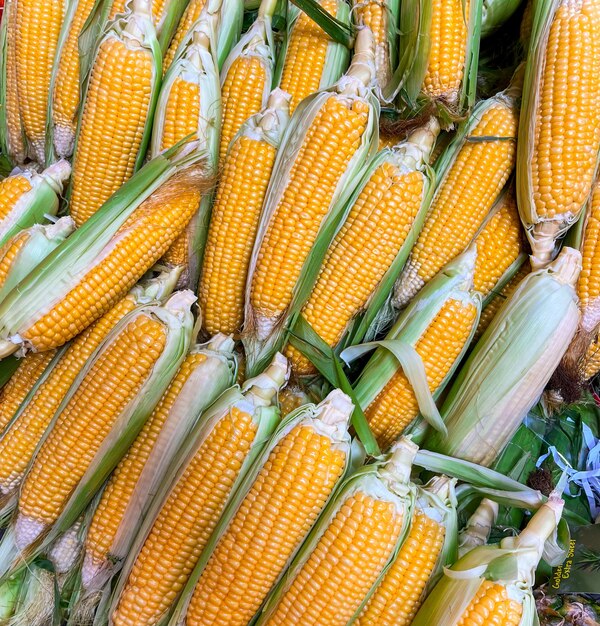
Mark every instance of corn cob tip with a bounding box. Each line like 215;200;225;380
424;474;455;499
44;216;76;239
316;389;354;427
527;221;563;270
266;88;292;111
243;352;290;399
0;340;18;358
341;27;376;90
14;512;46;551
163;289;198;315
132;267;184;303
545;246;582;287
53;126;76;161
405;117;441;159
379;437;418;494
129;0;152;19
458;498;499;555
206;332;236;353
40;160;72;194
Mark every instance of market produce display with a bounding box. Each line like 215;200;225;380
0;0;599;624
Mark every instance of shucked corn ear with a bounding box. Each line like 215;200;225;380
244;29;378;376
285;119;439;376
71;334;236;624
152;19;221;290
0;270;179;513
411;493;565;626
218;0;277;164
255;438;419;626
426;247;581;466
0;217;75;304
352;0;400;96
199;89;291;336
0;291;195;576
0;148;209;357
0;161;71;249
109;353;289;626
278;0;351;114
355;474;458;626
67;0;162;227
393;85;519;307
352;249;481;451
517;0;600;268
169;389;353;626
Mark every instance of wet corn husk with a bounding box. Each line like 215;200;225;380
425;246;581;466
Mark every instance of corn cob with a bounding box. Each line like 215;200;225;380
199;89;290;336
583;335;600;380
278;0;350;113
151;20;221;290
172;389;353;626
0;271;179;507
256;438;418;626
109;353;288;626
472;189;525;297
0;217;75;304
245;30;377;374
0;152;209;357
353;250;481;451
285;119;439;376
517;0;600;267
394;88;519;307
426;247;581;466
2;291;194;565
14;0;65;162
457;498;498;557
411;493;564;626
355;475;456;626
278;384;311;417
218;1;276;164
68;0;161;227
0;161;71;249
48;517;84;578
69;335;236;624
1;0;26;164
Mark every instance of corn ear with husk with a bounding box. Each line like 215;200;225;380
244;29;379;377
517;0;600;269
481;0;524;36
254;437;419;626
0;217;75;305
152;18;221;290
457;498;498;557
387;0;483;113
285;118;439;377
0;145;208;358
350;249;481;451
411;493;566;626
67;333;237;626
106;0;185;39
169;389;354;626
0;161;71;249
0;290;195;579
425;246;581;466
107;353;289;626
353;473;458;626
276;0;351;113
0;570;24;623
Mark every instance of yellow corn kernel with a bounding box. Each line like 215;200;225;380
583;335;600;380
109;0;170;23
250;96;369;324
69;36;155;226
395;101;518;306
263;492;404;626
356;510;446;625
185;423;347;626
423;0;470;104
279;0;338;113
530;0;600;220
456;580;523;626
366;298;478;450
0;296;137;495
15;0;65;162
162;0;206;73
111;407;258;626
0;175;33;222
578;183;600;314
5;0;26;163
286;164;425;375
159;77;201;152
220;55;268;163
51;0;98;157
21;176;201;352
0;351;56;434
199;135;277;335
473;192;524;296
278;385;310;417
0;231;30;290
18;313;167;527
353;0;389;87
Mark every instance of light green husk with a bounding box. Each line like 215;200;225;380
0;291;196;581
481;0;523;37
243;28;380;377
0;161;71;249
0;217;75;305
105;352;290;626
457;498;498;557
168;389;355;626
425;246;581;466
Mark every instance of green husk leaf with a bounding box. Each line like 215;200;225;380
289;0;354;47
481;0;524;37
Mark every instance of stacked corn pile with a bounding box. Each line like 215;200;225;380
0;0;597;623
